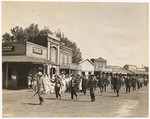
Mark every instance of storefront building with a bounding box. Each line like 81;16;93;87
2;41;54;88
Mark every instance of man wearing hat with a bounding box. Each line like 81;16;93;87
70;74;79;100
51;75;62;99
33;71;44;105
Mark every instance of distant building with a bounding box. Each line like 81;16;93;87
91;57;107;71
124;65;137;71
79;59;95;75
123;64;148;75
144;66;149;72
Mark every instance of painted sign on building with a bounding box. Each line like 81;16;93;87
33;47;43;55
2;46;14;52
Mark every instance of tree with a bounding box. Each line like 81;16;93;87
39;26;53;36
11;26;26;42
24;23;40;42
55;29;82;64
2;33;12;42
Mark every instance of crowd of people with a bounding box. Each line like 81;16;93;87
28;72;149;105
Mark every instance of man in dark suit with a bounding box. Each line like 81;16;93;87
97;74;104;96
125;75;132;93
51;75;62;99
70;74;79;100
82;74;87;95
88;74;97;102
114;74;121;97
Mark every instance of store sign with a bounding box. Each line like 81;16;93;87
2;46;14;52
33;47;43;55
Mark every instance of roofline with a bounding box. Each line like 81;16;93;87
79;59;95;66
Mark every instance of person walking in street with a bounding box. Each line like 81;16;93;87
51;75;62;99
88;74;97;102
137;75;140;89
103;74;108;92
125;75;132;93
132;75;136;91
70;74;79;100
82;74;87;95
113;74;121;97
32;71;44;105
144;76;148;86
97;74;104;96
139;76;144;88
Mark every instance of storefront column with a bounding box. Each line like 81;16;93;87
5;63;8;88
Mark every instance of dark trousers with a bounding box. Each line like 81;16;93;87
90;87;95;101
116;89;119;97
137;82;140;89
104;83;107;91
37;92;43;105
55;87;61;99
126;85;130;93
100;86;103;94
71;87;77;99
132;83;136;90
82;87;86;95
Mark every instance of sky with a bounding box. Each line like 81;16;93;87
2;2;149;67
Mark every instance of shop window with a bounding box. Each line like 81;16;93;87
64;55;67;64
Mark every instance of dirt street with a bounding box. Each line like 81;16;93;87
2;85;148;117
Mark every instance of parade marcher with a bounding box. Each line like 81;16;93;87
82;74;87;95
103;74;108;92
125;75;132;93
32;71;44;105
65;74;72;92
51;75;62;99
97;74;104;96
121;75;125;86
139;76;144;88
137;75;140;89
144;76;148;86
111;74;116;93
113;74;121;97
111;74;115;90
70;74;79;100
132;75;136;90
88;74;97;102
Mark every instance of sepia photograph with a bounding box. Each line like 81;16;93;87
1;1;149;118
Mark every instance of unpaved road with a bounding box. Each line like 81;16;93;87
3;85;148;117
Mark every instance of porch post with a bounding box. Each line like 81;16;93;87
6;63;8;88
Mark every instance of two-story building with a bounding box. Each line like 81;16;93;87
91;57;107;71
2;34;82;88
60;45;81;75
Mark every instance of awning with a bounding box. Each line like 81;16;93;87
60;63;82;70
129;70;149;75
2;56;56;65
112;69;134;74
